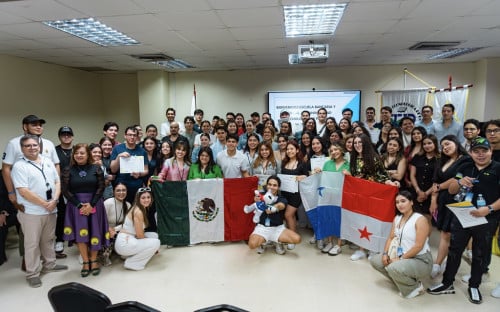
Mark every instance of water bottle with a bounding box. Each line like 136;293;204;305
476;194;486;208
454;185;468;202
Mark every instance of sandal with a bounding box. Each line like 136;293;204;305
81;261;90;278
90;260;101;276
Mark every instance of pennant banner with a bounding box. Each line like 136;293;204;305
153;177;258;246
381;89;428;123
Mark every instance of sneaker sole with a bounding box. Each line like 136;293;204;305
329;251;341;256
427;289;455;295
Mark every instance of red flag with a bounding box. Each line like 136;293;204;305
223;177;259;241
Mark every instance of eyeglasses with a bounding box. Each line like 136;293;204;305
463;128;477;132
22;144;39;148
486;128;500;135
137;187;151;193
125;133;137;137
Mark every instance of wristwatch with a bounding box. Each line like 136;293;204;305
488;205;494;214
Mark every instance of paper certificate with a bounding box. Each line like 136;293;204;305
119;156;144;174
447;201;488;228
278;174;298;193
310;157;327;171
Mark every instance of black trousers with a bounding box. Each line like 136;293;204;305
442;216;498;288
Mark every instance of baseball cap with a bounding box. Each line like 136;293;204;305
22;115;46;125
470;136;490;150
58;126;74;136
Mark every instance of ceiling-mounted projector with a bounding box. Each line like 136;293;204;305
297;43;329;63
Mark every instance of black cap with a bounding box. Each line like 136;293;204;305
470;136;491;150
58;126;74;136
22;115;46;125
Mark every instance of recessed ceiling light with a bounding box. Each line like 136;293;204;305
428;47;482;60
43;18;139;46
284;3;348;37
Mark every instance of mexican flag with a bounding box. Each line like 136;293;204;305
153;177;258;246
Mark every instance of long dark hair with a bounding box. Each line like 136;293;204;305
196;146;217;175
439;134;468;166
282;139;304;168
350;134;381;176
244;133;261;153
114;183;129;222
130;188;151;227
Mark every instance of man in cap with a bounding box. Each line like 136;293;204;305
54;126;74;258
2;115;60;270
427;137;499;304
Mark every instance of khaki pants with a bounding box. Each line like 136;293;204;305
17;212;56;279
370;251;433;297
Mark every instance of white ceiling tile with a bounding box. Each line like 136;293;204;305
208;0;280;10
156;11;224;30
133;0;212;13
61;0;147;17
1;0;84;21
216;7;282;27
229;26;283;40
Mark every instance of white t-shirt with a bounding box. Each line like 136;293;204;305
216;150;249;178
3;135;60;166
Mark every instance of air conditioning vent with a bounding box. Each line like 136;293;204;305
409;41;462;50
130;53;173;61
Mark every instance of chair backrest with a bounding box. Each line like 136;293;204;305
104;301;162;312
48;282;112;312
193;304;249;312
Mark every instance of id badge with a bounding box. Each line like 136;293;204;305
397;246;403;257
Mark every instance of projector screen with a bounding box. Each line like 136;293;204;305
268;90;361;132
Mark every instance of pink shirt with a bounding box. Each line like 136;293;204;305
159;158;190;181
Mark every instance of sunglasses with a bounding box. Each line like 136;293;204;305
137;187;151;193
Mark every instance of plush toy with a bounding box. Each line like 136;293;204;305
244;190;278;223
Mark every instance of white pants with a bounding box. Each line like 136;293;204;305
114;232;160;271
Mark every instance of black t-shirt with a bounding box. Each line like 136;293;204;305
258;194;288;227
455;160;500;220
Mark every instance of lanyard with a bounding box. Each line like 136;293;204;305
24;157;50;189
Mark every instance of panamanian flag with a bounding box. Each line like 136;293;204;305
300;173;397;252
152;177;258;246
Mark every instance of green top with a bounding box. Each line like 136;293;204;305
187;163;223;180
322;159;350;173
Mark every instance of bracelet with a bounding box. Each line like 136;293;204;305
8;191;15;195
488;205;494;214
382;252;388;256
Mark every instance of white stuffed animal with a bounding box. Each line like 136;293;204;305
244;190;278;223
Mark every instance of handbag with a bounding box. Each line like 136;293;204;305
493;226;500;256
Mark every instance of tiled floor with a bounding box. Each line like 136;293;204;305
1;227;499;311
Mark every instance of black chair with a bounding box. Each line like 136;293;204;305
48;282;112;312
194;304;249;312
105;301;162;312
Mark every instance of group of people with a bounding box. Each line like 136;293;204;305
0;107;499;305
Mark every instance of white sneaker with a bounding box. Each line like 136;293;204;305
321;243;334;253
316;239;324;250
287;243;295;250
461;273;490;283
405;282;424;299
275;243;286;255
430;264;442;279
328;245;342;256
256;245;265;254
491;283;500;298
350;250;366;261
308;235;316;244
55;242;64;253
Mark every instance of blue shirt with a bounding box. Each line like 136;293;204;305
111;143;148;189
434;119;463;143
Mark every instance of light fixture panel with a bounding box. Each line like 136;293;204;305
284;3;347;37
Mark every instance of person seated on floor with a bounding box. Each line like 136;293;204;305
114;187;160;271
370;190;432;299
247;175;301;255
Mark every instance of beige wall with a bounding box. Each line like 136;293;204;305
0;54;138;164
170;61;486;122
1;54;496;165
